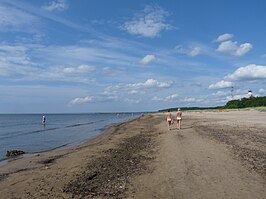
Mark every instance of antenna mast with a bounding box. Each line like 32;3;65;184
231;86;234;99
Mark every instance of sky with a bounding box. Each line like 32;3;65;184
0;0;266;113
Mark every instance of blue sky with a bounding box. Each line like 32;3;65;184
0;0;266;113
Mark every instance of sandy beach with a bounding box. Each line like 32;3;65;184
0;110;265;199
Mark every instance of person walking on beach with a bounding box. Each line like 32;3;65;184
166;110;173;130
176;108;182;130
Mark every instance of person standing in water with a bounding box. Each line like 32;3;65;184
176;108;182;130
42;115;46;125
166;110;173;130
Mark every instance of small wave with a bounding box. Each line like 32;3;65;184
0;157;8;162
0;127;59;140
32;143;69;153
0;121;42;128
64;119;107;128
0;130;23;138
65;122;95;128
0;119;106;140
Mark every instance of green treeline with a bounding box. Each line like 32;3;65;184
159;96;266;112
158;106;222;112
224;96;266;109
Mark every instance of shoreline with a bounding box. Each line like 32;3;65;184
0;113;157;198
0;114;144;167
0;111;265;198
0;113;148;173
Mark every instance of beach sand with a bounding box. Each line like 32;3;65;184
0;110;265;198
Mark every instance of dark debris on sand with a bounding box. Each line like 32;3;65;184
0;173;9;182
6;150;26;157
196;124;266;179
38;155;64;165
63;132;155;198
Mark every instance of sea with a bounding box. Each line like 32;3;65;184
0;113;142;165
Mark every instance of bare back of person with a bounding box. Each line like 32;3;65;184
166;111;173;130
176;111;182;120
176;109;182;130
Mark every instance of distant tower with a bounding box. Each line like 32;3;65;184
247;90;253;98
231;86;234;99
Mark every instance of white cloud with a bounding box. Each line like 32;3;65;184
165;94;178;101
0;45;97;83
208;80;234;89
216;40;252;56
212;88;254;103
128;79;173;89
102;67;116;76
63;64;95;74
42;65;97;83
181;97;203;103
42;0;68;11
215;33;234;42
225;94;248;101
70;96;94;105
0;45;31;65
235;43;253;56
216;95;240;103
123;5;172;38
139;54;156;65
258;88;265;94
212;90;228;96
152;93;178;102
0;4;40;32
152;96;163;101
175;45;201;57
214;89;251;103
226;64;266;81
0;40;144;81
104;79;173;97
0;44;34;77
34;44;138;68
125;98;142;104
128;90;143;94
188;47;201;57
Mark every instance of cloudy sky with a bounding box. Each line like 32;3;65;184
0;0;266;113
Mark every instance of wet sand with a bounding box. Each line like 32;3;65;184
0;111;265;198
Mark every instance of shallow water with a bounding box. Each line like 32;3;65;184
0;113;142;163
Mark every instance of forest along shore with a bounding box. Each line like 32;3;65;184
0;111;266;199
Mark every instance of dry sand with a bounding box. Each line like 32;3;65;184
0;110;265;199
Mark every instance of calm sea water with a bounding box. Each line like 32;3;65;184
0;113;142;163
